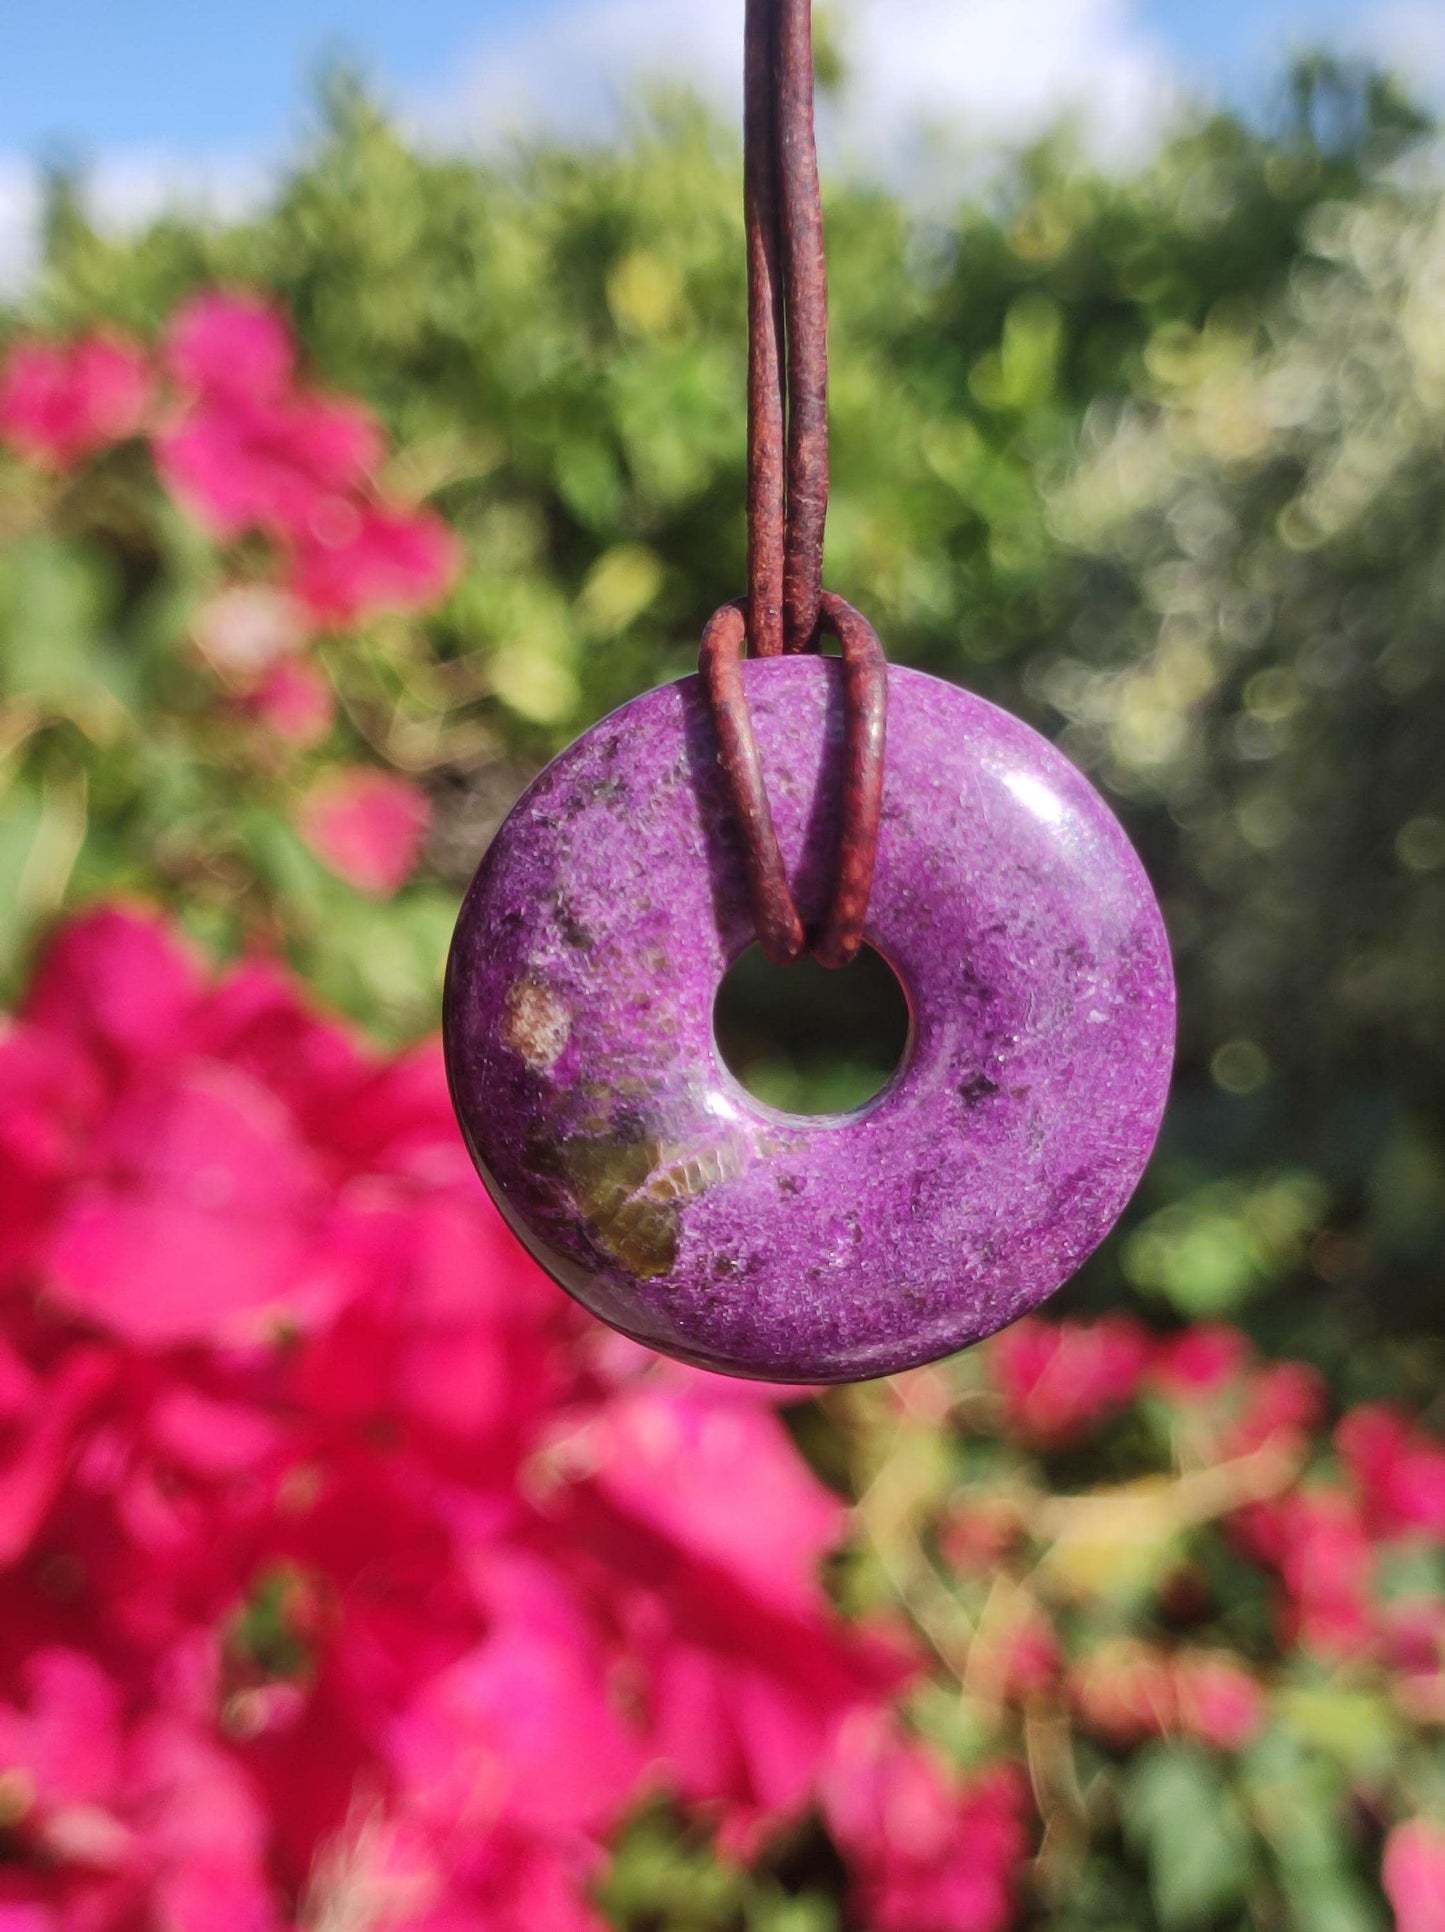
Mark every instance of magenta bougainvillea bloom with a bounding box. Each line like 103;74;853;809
1337;1403;1445;1539
164;289;299;403
988;1314;1152;1446
2;903;1444;1925
290;500;463;624
0;292;459;637
1385;1820;1445;1932
1066;1643;1264;1752
0;333;151;467
0;907;925;1928
154;293;460;625
1149;1322;1255;1400
298;768;434;896
1170;1652;1266;1750
1237;1488;1377;1658
157;388;383;545
822;1717;1030;1932
156;292;383;543
243;657;336;746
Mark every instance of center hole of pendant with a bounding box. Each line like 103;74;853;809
712;943;910;1116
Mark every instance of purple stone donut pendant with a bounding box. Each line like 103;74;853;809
444;656;1174;1383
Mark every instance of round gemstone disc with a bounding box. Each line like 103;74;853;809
445;657;1174;1383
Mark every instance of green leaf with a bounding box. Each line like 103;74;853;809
1275;1687;1401;1782
1122;1745;1255;1929
0;536;125;708
1242;1729;1385;1932
1121;1171;1329;1317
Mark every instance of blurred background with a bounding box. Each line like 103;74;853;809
1;3;1445;1929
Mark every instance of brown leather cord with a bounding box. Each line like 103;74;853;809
703;0;886;970
743;0;786;660
700;601;806;964
812;594;887;967
776;0;829;655
701;593;886;971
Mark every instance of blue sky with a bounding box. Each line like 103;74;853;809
0;0;1438;288
0;0;1430;158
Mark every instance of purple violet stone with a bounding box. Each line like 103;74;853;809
445;657;1174;1383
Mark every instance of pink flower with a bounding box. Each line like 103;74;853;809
545;1474;909;1852
1338;1405;1445;1540
989;1315;1151;1446
44;1059;331;1346
157;290;460;629
1068;1640;1271;1755
1172;1652;1265;1750
4;909;352;1349
0;1647;132;1901
156;391;382;543
243;659;335;746
1227;1360;1326;1456
1151;1325;1253;1401
0;1652;281;1926
0;902;927;1927
576;1386;847;1616
164;292;295;404
1381;1599;1445;1676
128;1715;282;1932
823;1718;1029;1932
938;1501;1024;1574
1384;1819;1445;1932
0;334;151;468
290;501;462;624
23;902;204;1073
0;1020;98;1293
158;293;381;541
297;769;431;895
1238;1489;1375;1658
386;1552;642;1844
0;1350;114;1565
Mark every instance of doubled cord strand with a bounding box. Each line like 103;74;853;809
700;601;806;964
743;0;787;659
776;0;829;653
813;594;887;967
705;0;885;970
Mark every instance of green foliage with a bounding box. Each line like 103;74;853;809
601;1807;841;1932
1123;1745;1256;1927
1123;1172;1329;1317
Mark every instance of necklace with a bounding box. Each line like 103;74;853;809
444;0;1175;1383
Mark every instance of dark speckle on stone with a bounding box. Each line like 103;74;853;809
553;893;595;950
959;1073;1001;1104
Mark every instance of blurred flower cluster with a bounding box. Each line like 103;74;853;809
0;902;940;1928
3;896;1445;1925
0;305;1029;1929
0;295;453;904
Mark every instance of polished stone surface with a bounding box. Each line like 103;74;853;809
445;658;1174;1383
